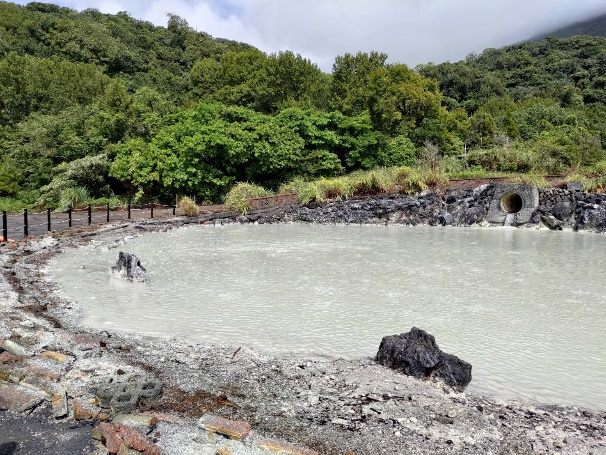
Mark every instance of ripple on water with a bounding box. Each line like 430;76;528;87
49;224;606;410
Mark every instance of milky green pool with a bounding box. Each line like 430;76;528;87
49;224;606;409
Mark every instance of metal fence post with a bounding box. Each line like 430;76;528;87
150;203;154;219
68;208;72;228
172;205;176;216
107;203;110;223
87;205;92;225
23;209;28;238
2;211;7;242
128;201;131;220
47;208;51;232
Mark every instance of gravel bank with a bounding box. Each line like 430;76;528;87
0;217;605;454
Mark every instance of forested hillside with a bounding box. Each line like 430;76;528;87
535;13;606;40
1;1;605;210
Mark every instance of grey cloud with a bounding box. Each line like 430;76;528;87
13;0;606;70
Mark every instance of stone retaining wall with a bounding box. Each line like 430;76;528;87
250;184;605;232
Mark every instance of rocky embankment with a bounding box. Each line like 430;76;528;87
0;185;605;454
265;185;606;232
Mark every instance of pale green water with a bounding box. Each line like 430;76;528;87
49;224;606;409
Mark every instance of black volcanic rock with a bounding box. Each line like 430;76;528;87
111;252;147;282
376;327;472;391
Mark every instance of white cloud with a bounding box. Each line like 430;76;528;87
13;0;606;70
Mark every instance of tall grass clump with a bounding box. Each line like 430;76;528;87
57;187;90;211
315;177;354;200
178;196;199;217
224;183;272;214
510;173;548;188
347;168;396;195
575;160;606;192
392;166;428;194
279;179;325;205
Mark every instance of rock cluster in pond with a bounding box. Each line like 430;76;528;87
111;252;147;282
376;327;472;391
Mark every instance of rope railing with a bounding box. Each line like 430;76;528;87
1;202;177;243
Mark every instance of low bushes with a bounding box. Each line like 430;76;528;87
178;196;198;217
224;183;272;214
279;166;448;205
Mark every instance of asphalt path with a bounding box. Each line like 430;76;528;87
0;411;93;455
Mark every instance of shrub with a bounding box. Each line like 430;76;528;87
380;135;417;167
57;186;90;211
178;196;198;217
224;183;271;214
279;179;325;205
420;168;450;192
591;160;606;176
347;169;395;195
316;177;353;200
392;166;428;194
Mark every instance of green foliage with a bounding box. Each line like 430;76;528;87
0;2;605;208
392;166;428;194
368;64;444;135
178;196;198;217
224;182;271;214
38;153;111;208
509;173;549;188
110;103;385;201
380;135;417;167
281;166;436;205
57;186;89;211
330;51;387;115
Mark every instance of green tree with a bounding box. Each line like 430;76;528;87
331;51;387;115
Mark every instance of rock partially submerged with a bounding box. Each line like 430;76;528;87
376;327;472;391
111;252;147;282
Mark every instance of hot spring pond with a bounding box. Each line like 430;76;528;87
49;224;606;409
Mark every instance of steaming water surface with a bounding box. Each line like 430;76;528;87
49;224;606;409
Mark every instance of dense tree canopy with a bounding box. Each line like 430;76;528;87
0;1;605;208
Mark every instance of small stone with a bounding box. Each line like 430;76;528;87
0;382;45;412
91;427;104;441
41;351;70;363
0;352;22;363
0;339;30;357
51;390;68;419
255;437;320;455
330;418;349;426
99;422;160;455
113;414;158;431
198;414;251;441
73;399;110;421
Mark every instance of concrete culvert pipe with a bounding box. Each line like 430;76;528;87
500;192;523;214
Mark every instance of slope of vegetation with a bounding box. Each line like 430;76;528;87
535;13;606;40
0;1;605;211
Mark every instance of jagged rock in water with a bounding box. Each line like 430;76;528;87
111;252;147;282
376;327;472;391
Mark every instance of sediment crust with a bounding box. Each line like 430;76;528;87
1;187;606;454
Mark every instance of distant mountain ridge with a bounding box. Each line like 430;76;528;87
535;12;606;39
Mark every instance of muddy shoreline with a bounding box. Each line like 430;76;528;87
1;218;606;454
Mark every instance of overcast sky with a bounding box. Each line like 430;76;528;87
14;0;606;70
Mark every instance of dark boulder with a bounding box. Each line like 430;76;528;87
541;214;563;230
552;202;573;221
111;252;147;282
376;327;472;391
